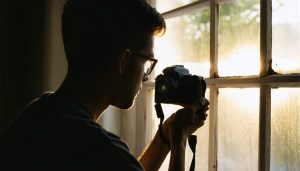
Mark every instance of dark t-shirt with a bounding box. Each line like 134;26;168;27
0;93;144;171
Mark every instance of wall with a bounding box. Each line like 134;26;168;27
0;0;45;134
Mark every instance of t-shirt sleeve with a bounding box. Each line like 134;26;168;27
103;131;144;171
64;122;145;171
106;146;144;171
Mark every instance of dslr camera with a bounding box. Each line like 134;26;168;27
155;65;206;105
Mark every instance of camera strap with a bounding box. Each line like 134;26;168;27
155;103;170;148
155;103;197;171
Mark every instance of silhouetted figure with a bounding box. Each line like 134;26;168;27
1;0;209;170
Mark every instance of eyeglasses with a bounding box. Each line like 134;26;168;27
132;51;158;76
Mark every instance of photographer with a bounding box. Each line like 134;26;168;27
1;0;209;170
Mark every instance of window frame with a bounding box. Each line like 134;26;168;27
135;0;300;170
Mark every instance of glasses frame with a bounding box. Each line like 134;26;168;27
132;51;158;76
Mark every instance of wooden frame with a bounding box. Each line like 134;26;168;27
208;0;219;170
162;0;210;19
259;0;272;170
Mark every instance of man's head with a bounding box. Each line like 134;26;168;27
61;0;165;109
62;0;165;73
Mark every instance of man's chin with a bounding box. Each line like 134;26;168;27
112;98;136;110
115;104;132;110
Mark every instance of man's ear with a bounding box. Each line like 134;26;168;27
119;49;132;74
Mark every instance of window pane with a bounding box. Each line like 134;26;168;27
218;88;259;171
271;88;300;170
154;10;210;78
155;0;198;13
218;1;260;77
149;89;210;171
272;0;300;74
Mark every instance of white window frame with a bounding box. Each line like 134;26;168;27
135;0;300;170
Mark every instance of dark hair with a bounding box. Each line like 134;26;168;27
62;0;165;72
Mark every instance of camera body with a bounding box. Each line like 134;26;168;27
155;65;206;105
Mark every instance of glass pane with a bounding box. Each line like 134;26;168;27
271;88;300;170
218;88;259;171
154;10;210;79
149;89;210;171
155;0;198;13
218;1;260;77
272;0;300;74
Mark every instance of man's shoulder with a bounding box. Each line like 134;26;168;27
6;92;93;122
1;92;96;141
2;92;121;146
1;92;144;171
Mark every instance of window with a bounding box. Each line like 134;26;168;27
272;0;300;74
271;88;300;170
136;0;300;170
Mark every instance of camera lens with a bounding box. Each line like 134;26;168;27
160;84;167;92
158;81;169;96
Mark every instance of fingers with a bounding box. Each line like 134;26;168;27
191;98;210;112
170;98;210;128
177;98;210;109
201;113;208;121
167;101;209;141
191;98;209;123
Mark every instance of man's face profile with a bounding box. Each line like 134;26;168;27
111;34;154;109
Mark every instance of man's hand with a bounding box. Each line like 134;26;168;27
138;98;209;171
162;98;210;147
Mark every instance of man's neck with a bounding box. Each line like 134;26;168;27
55;74;111;121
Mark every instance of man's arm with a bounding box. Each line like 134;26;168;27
138;130;170;171
138;132;187;171
168;141;186;171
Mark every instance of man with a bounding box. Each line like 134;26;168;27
1;0;209;170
